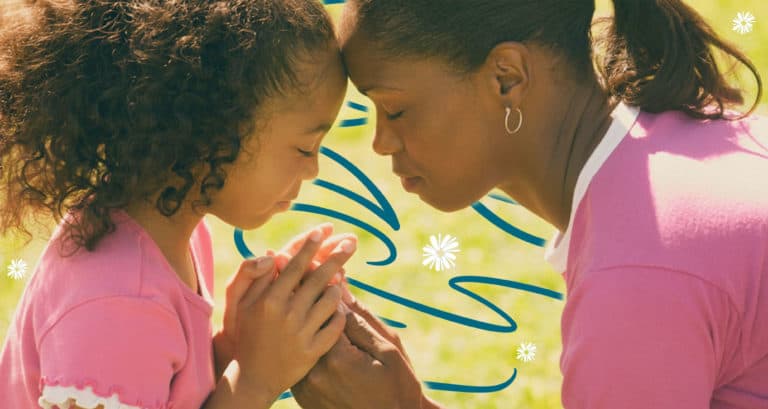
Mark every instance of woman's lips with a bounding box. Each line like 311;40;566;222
401;176;423;192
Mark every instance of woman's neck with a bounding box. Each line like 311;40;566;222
498;77;617;233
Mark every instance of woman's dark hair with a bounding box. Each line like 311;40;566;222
344;0;762;119
0;0;335;254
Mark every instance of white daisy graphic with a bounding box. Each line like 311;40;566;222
7;258;28;280
516;342;537;363
422;234;460;272
732;12;756;34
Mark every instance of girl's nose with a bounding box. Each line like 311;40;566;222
302;155;320;181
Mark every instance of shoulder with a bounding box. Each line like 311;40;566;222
28;211;186;342
574;110;768;283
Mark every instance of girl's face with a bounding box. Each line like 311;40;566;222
339;31;514;213
207;48;347;229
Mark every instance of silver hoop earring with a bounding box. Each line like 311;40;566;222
505;107;523;135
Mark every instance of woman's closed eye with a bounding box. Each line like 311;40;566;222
298;148;317;157
386;110;404;121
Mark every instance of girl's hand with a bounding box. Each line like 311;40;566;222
215;254;280;379
233;228;357;404
215;223;357;378
268;223;358;286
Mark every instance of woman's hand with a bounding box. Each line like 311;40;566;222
291;297;442;409
233;227;357;404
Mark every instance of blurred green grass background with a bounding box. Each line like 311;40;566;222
1;1;766;408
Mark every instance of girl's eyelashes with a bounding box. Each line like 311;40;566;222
386;110;404;121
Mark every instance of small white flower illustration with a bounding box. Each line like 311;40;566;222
422;234;460;272
7;258;28;280
516;342;537;363
732;12;756;34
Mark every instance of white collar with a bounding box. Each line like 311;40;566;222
543;101;641;273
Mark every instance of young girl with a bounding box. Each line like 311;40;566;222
0;1;354;408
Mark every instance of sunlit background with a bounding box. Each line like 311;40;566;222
1;1;766;408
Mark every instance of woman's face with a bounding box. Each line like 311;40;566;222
340;30;512;212
208;46;347;229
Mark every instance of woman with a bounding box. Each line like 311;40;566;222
290;0;767;408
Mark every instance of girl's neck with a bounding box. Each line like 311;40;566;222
124;201;204;292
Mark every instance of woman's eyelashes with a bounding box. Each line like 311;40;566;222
298;148;317;157
385;110;404;121
377;101;405;121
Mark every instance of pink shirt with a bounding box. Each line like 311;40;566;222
0;208;217;408
545;103;768;408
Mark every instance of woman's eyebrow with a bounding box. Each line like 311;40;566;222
357;85;402;96
306;123;332;134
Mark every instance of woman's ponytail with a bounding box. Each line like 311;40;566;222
598;0;762;119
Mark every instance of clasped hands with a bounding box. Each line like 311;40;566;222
219;223;436;408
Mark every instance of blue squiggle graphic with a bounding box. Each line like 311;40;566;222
471;202;546;247
379;316;407;328
316;146;400;230
346;276;562;332
425;369;517;393
277;369;517;400
340;100;369;127
488;193;517;205
290;203;397;266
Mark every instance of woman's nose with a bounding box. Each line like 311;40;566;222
372;122;403;156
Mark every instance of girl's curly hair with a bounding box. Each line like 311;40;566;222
0;0;336;255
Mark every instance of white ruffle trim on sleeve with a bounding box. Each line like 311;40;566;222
39;384;142;409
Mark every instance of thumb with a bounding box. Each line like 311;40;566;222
342;287;408;357
344;311;401;364
224;256;274;334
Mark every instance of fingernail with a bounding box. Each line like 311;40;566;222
331;271;343;285
340;239;356;254
341;284;355;304
256;257;273;269
337;302;351;314
309;229;323;242
276;257;288;271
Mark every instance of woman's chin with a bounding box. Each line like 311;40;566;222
420;193;473;213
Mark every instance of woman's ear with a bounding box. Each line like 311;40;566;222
481;42;530;108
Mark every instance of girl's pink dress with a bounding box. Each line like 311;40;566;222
0;208;217;408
